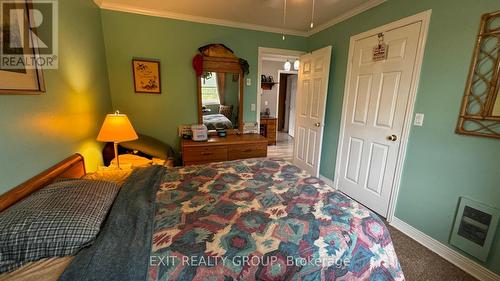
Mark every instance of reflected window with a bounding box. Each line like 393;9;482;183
201;73;220;105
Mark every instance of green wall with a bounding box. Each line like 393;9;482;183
309;0;500;274
1;0;497;275
100;10;308;152
0;0;111;191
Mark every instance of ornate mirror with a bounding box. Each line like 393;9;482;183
193;44;248;133
457;10;500;139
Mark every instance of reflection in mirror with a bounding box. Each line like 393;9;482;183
201;72;240;130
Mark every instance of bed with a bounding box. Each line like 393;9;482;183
203;113;233;130
0;154;404;281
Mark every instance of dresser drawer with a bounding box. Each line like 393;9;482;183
228;143;267;160
183;145;228;164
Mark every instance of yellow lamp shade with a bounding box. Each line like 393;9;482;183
97;113;138;143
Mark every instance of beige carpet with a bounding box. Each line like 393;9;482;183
388;225;478;281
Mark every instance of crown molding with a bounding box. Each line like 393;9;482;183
305;0;387;36
96;1;308;37
95;0;386;37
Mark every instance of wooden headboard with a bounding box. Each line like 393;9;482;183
0;153;86;212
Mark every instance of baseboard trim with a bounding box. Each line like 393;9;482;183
319;175;335;189
390;217;500;281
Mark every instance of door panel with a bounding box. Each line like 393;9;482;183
352;74;373;124
300;80;311;117
365;142;389;195
297;127;306;161
306;130;317;165
337;22;422;216
374;72;401;128
311;78;322;119
345;137;364;183
293;46;332;176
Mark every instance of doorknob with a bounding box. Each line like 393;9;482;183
387;134;398;141
314;122;321;127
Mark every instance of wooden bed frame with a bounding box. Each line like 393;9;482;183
0;154;86;212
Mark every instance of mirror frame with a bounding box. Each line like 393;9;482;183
197;55;244;133
456;10;500;139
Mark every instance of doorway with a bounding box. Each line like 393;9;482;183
257;48;304;162
278;72;298;137
334;11;431;219
269;72;297;161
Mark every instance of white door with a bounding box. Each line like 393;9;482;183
293;46;332;176
337;22;422;216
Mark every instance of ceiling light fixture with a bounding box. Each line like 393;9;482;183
293;59;300;70
282;0;287;40
310;0;315;29
284;60;291;71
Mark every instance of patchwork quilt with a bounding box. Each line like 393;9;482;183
148;159;404;281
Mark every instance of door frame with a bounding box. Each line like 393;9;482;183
333;10;432;222
257;47;305;126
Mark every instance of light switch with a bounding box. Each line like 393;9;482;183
414;113;424;126
246;78;251;86
264;101;268;106
251;104;256;111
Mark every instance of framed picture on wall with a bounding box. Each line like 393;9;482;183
0;0;46;94
132;58;161;94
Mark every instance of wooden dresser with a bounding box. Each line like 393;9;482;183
260;117;277;145
181;134;268;166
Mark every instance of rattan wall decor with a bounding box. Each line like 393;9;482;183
456;10;500;139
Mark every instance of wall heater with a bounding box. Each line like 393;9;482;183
450;197;499;262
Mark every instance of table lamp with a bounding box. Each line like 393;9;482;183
97;111;138;169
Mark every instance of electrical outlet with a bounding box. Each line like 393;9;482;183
264;101;268;106
414;113;424;126
246;78;251;86
251;104;256;111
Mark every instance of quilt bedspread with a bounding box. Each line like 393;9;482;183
148;159;404;281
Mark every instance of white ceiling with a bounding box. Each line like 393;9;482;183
95;0;386;36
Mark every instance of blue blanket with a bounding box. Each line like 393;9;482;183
59;166;165;281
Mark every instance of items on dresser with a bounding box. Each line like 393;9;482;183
178;125;193;139
191;124;208;141
181;134;268;166
217;129;227;137
260;117;277;145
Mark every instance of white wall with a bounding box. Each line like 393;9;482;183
260;60;285;117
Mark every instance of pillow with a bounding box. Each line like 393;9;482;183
120;134;174;160
111;154;152;168
82;170;133;186
0;179;120;273
219;105;233;120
